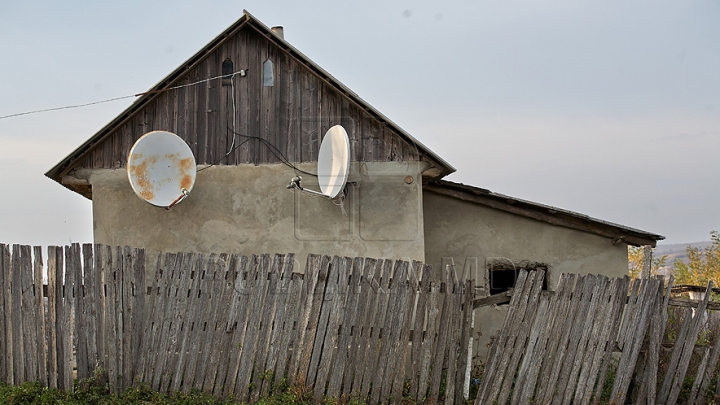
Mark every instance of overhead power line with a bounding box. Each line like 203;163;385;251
0;70;246;121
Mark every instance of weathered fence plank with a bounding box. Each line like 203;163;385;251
170;253;205;393
33;246;46;385
235;253;271;400
444;271;463;405
658;308;693;403
314;256;351;399
132;248;146;383
259;253;292;395
393;262;424;403
11;245;23;384
190;253;221;392
251;254;284;402
271;254;302;389
560;275;608;405
409;264;429;399
512;280;557;405
146;253;177;389
152;252;188;391
79;244;95;380
223;254;253;397
541;274;587;405
93;244;107;376
483;270;536;404
47;246;59;388
0;244;8;385
135;252;162;382
104;246;121;392
497;270;544;405
170;252;195;390
70;244;86;382
343;258;381;395
635;276;673;405
591;276;631;403
361;259;392;401
614;278;660;404
417;278;439;401
378;261;411;404
21;245;39;382
307;255;336;394
121;246;134;387
208;253;238;397
327;257;361;399
457;276;474;404
58;246;74;391
196;253;226;392
202;253;234;394
351;258;383;397
576;277;627;405
572;276;614;405
295;254;329;386
477;269;530;404
617;279;642;351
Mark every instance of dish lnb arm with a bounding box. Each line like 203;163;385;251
286;176;325;197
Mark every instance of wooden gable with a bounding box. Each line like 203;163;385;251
46;11;454;199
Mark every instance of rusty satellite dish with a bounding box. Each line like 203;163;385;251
127;131;196;209
286;124;350;199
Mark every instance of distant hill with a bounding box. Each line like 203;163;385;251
655;241;712;266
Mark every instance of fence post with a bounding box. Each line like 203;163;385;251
641;246;652;279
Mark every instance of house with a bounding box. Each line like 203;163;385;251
46;11;663;352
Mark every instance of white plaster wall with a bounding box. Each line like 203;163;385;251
422;191;629;356
90;162;427;272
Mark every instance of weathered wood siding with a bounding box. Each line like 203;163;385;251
78;27;421;171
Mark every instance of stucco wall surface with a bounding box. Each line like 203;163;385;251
422;191;629;355
90;162;427;272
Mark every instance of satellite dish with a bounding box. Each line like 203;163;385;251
318;125;351;198
127;131;196;209
287;125;350;199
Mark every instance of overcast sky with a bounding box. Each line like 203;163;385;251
1;0;719;246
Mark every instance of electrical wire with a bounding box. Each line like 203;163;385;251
196;137;255;172
134;71;246;97
0;70;247;121
0;95;136;120
229;74;237;153
197;127;318;177
227;128;318;177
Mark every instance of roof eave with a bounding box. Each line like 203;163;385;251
425;180;665;247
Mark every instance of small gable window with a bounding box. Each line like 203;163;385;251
222;58;233;86
263;59;274;87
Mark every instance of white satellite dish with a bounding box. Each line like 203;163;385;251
287;124;350;199
127;130;196;209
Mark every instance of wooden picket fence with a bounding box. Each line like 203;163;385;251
0;243;476;404
475;270;720;405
